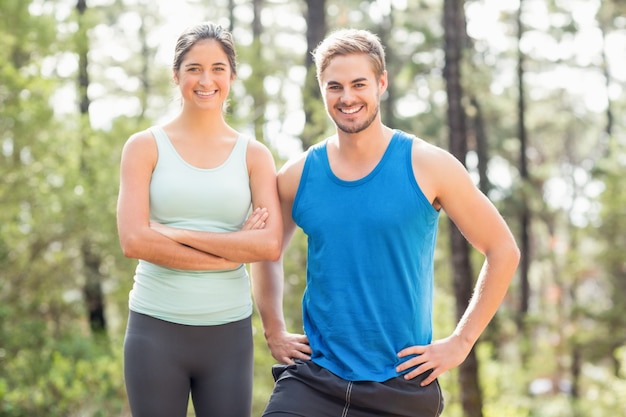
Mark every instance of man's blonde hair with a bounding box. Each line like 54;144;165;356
312;29;386;83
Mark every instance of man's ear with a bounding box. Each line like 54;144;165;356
379;70;388;94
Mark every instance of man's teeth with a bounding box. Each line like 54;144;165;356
341;106;361;114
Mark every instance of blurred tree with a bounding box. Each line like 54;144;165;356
301;0;327;150
0;0;72;355
0;1;127;415
246;0;268;144
596;0;626;150
593;144;626;376
74;0;109;337
443;0;484;415
592;0;626;379
515;0;531;337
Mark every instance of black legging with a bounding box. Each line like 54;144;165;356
124;311;253;417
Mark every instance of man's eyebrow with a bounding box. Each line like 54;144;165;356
326;78;369;85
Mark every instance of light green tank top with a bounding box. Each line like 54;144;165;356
129;126;253;325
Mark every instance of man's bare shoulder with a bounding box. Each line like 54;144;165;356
408;135;471;202
410;136;457;167
278;148;310;177
276;149;311;200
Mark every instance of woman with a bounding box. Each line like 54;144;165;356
116;22;281;417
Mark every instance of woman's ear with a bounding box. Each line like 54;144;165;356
173;70;179;85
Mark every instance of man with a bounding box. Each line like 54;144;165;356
251;28;520;417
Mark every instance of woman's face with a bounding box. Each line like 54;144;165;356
174;39;234;112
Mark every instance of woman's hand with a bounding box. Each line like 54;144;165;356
241;207;269;231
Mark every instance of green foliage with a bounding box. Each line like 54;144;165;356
588;141;626;371
251;314;277;417
0;337;126;417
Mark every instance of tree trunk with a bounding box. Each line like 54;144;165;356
76;0;106;337
138;16;150;120
469;97;490;195
250;0;267;144
443;0;484;416
377;4;395;126
301;0;327;150
228;0;235;33
599;26;613;155
516;0;531;336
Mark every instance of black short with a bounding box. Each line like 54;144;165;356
262;359;444;417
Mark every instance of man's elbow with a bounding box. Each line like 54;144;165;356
487;236;520;270
514;245;521;264
504;239;521;270
511;239;521;263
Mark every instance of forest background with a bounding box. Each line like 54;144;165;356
1;0;625;416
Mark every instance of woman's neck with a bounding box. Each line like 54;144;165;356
169;108;235;140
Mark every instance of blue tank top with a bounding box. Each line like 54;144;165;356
129;126;253;326
293;130;440;381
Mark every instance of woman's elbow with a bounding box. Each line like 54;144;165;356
119;233;143;259
264;235;282;262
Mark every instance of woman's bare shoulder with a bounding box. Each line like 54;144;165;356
121;128;158;164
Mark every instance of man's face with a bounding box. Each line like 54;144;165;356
319;53;387;134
